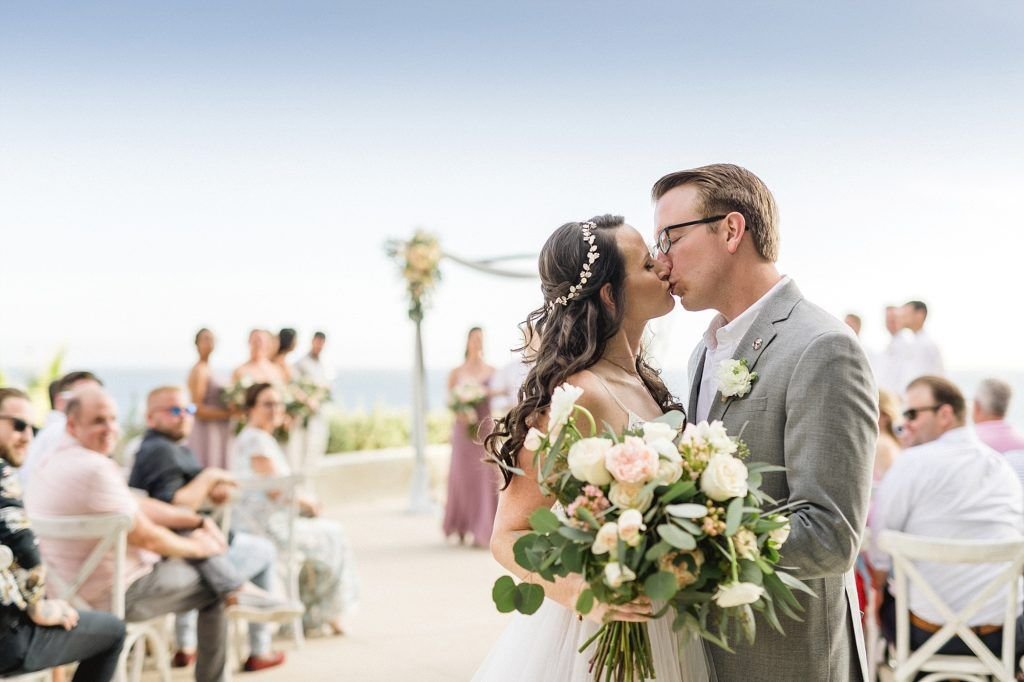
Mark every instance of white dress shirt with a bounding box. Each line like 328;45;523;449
871;426;1024;625
899;328;945;389
872;330;912;395
695;276;790;422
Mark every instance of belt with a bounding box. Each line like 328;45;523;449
910;612;1002;636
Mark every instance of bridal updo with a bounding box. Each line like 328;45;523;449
485;214;681;488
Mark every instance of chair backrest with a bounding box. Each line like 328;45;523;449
878;529;1024;681
231;473;304;598
28;513;133;618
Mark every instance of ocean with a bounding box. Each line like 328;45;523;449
6;366;1024;428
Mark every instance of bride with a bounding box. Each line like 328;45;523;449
475;215;712;681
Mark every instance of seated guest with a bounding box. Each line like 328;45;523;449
0;387;125;681
19;371;102;490
130;385;295;672
973;378;1024;453
26;387;292;682
873;389;903;484
871;376;1024;660
231;383;359;635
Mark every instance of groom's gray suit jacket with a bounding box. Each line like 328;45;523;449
687;280;876;682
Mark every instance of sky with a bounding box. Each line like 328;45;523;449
2;1;1023;375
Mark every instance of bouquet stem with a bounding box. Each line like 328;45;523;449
580;621;655;681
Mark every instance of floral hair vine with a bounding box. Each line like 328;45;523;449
547;221;600;310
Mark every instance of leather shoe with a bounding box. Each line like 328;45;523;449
172;650;196;668
243;652;286;672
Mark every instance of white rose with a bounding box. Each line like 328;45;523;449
733;528;759;560
700;454;749;502
604;562;637;589
769;515;791;548
523;427;545;452
592;522;619;555
705;421;738;455
642;421;677;444
549;383;585;436
715;359;757;399
567;438;613;485
617;509;646;547
655;452;684;485
713;582;765;608
608;481;654;512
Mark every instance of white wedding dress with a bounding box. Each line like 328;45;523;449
472;403;713;682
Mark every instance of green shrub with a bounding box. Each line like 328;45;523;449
326;408;453;453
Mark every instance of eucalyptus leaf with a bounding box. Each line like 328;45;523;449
658;524;697;550
660;480;697;504
492;576;517;613
515;582;545;615
644;541;672;562
746;463;787;474
725;497;744;537
644;571;679;601
777;571;818;599
557;526;595;543
665;503;708;519
512;534;536;571
671;518;703;535
575;588;594;615
529;508;562;534
738;560;763;585
651;410;686;431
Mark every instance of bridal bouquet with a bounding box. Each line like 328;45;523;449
448;381;488;437
491;383;812;681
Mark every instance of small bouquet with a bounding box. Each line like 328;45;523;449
287;379;332;428
491;383;812;681
448;381;488;438
221;377;254;414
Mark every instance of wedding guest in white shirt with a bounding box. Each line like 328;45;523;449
871;375;1024;660
18;371;102;490
871;305;911;395
973;378;1024;453
898;300;945;385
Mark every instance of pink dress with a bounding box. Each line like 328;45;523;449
186;375;232;470
442;382;499;547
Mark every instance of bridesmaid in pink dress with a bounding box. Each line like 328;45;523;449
443;327;499;548
185;328;232;469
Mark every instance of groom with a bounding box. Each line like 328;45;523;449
651;164;877;681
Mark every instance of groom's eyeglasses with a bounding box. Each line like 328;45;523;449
902;405;943;421
651;215;730;256
0;415;39;436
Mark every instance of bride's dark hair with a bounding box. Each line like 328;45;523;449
485;214;682;489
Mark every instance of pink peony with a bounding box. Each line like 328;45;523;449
565;485;611;528
604;436;660;484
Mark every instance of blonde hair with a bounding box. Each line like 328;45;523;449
878;389;901;439
146;385;185;411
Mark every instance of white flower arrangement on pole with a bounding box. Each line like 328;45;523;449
385;229;443;322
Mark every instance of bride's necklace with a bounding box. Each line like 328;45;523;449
599;356;643;380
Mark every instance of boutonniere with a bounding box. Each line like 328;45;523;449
716;358;758;401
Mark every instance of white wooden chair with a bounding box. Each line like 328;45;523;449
221;473;305;668
878;529;1024;682
29;513;172;682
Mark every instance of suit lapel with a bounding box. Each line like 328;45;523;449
707;279;804;423
687;348;706;425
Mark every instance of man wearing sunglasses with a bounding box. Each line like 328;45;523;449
0;386;126;680
871;376;1024;662
652;164;877;682
129;386;295;672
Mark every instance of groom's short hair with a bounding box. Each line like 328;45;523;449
651;163;779;262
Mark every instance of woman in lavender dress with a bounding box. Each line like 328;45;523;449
186;328;232;469
442;327;499;548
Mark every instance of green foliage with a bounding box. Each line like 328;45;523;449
325;407;452;453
